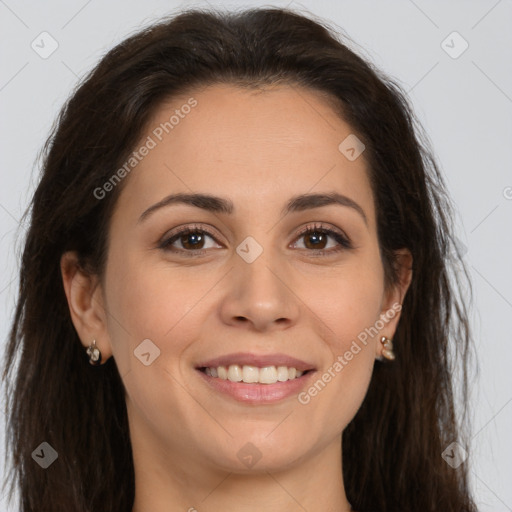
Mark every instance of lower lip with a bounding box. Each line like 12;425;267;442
196;369;316;404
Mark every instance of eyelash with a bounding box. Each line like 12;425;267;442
158;222;352;257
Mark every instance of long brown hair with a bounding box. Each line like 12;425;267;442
2;7;477;511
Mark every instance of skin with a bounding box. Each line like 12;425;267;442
61;83;412;512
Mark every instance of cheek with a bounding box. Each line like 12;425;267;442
295;261;383;425
311;260;385;347
102;255;210;431
103;251;211;370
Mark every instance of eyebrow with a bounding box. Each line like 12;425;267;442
138;191;368;225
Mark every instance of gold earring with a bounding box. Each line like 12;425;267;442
86;339;102;366
380;336;395;360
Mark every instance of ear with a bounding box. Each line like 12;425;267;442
60;251;113;363
376;248;413;357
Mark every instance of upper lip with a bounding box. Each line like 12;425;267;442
196;352;316;372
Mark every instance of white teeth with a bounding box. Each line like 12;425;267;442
227;364;242;382
276;366;288;382
217;365;228;380
242;365;259;383
259;366;277;384
203;364;306;384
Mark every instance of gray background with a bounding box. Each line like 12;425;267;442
1;0;511;510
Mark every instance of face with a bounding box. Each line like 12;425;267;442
68;83;410;477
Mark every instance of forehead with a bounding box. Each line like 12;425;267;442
113;83;375;225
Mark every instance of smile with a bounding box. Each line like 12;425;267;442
199;364;309;384
196;366;316;404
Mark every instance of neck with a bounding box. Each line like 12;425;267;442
130;426;352;512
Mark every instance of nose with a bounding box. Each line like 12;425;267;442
218;249;300;332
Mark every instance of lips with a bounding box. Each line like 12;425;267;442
195;352;316;372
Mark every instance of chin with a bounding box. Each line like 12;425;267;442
199;433;313;474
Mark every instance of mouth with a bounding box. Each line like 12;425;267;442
194;353;317;404
197;364;313;384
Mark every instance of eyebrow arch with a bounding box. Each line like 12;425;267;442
138;191;368;225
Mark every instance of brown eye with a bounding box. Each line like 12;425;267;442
159;223;352;257
293;224;352;254
159;225;222;255
303;230;329;250
179;231;206;250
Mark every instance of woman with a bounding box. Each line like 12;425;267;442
2;6;477;511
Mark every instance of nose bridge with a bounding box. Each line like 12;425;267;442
220;235;299;330
236;236;287;302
